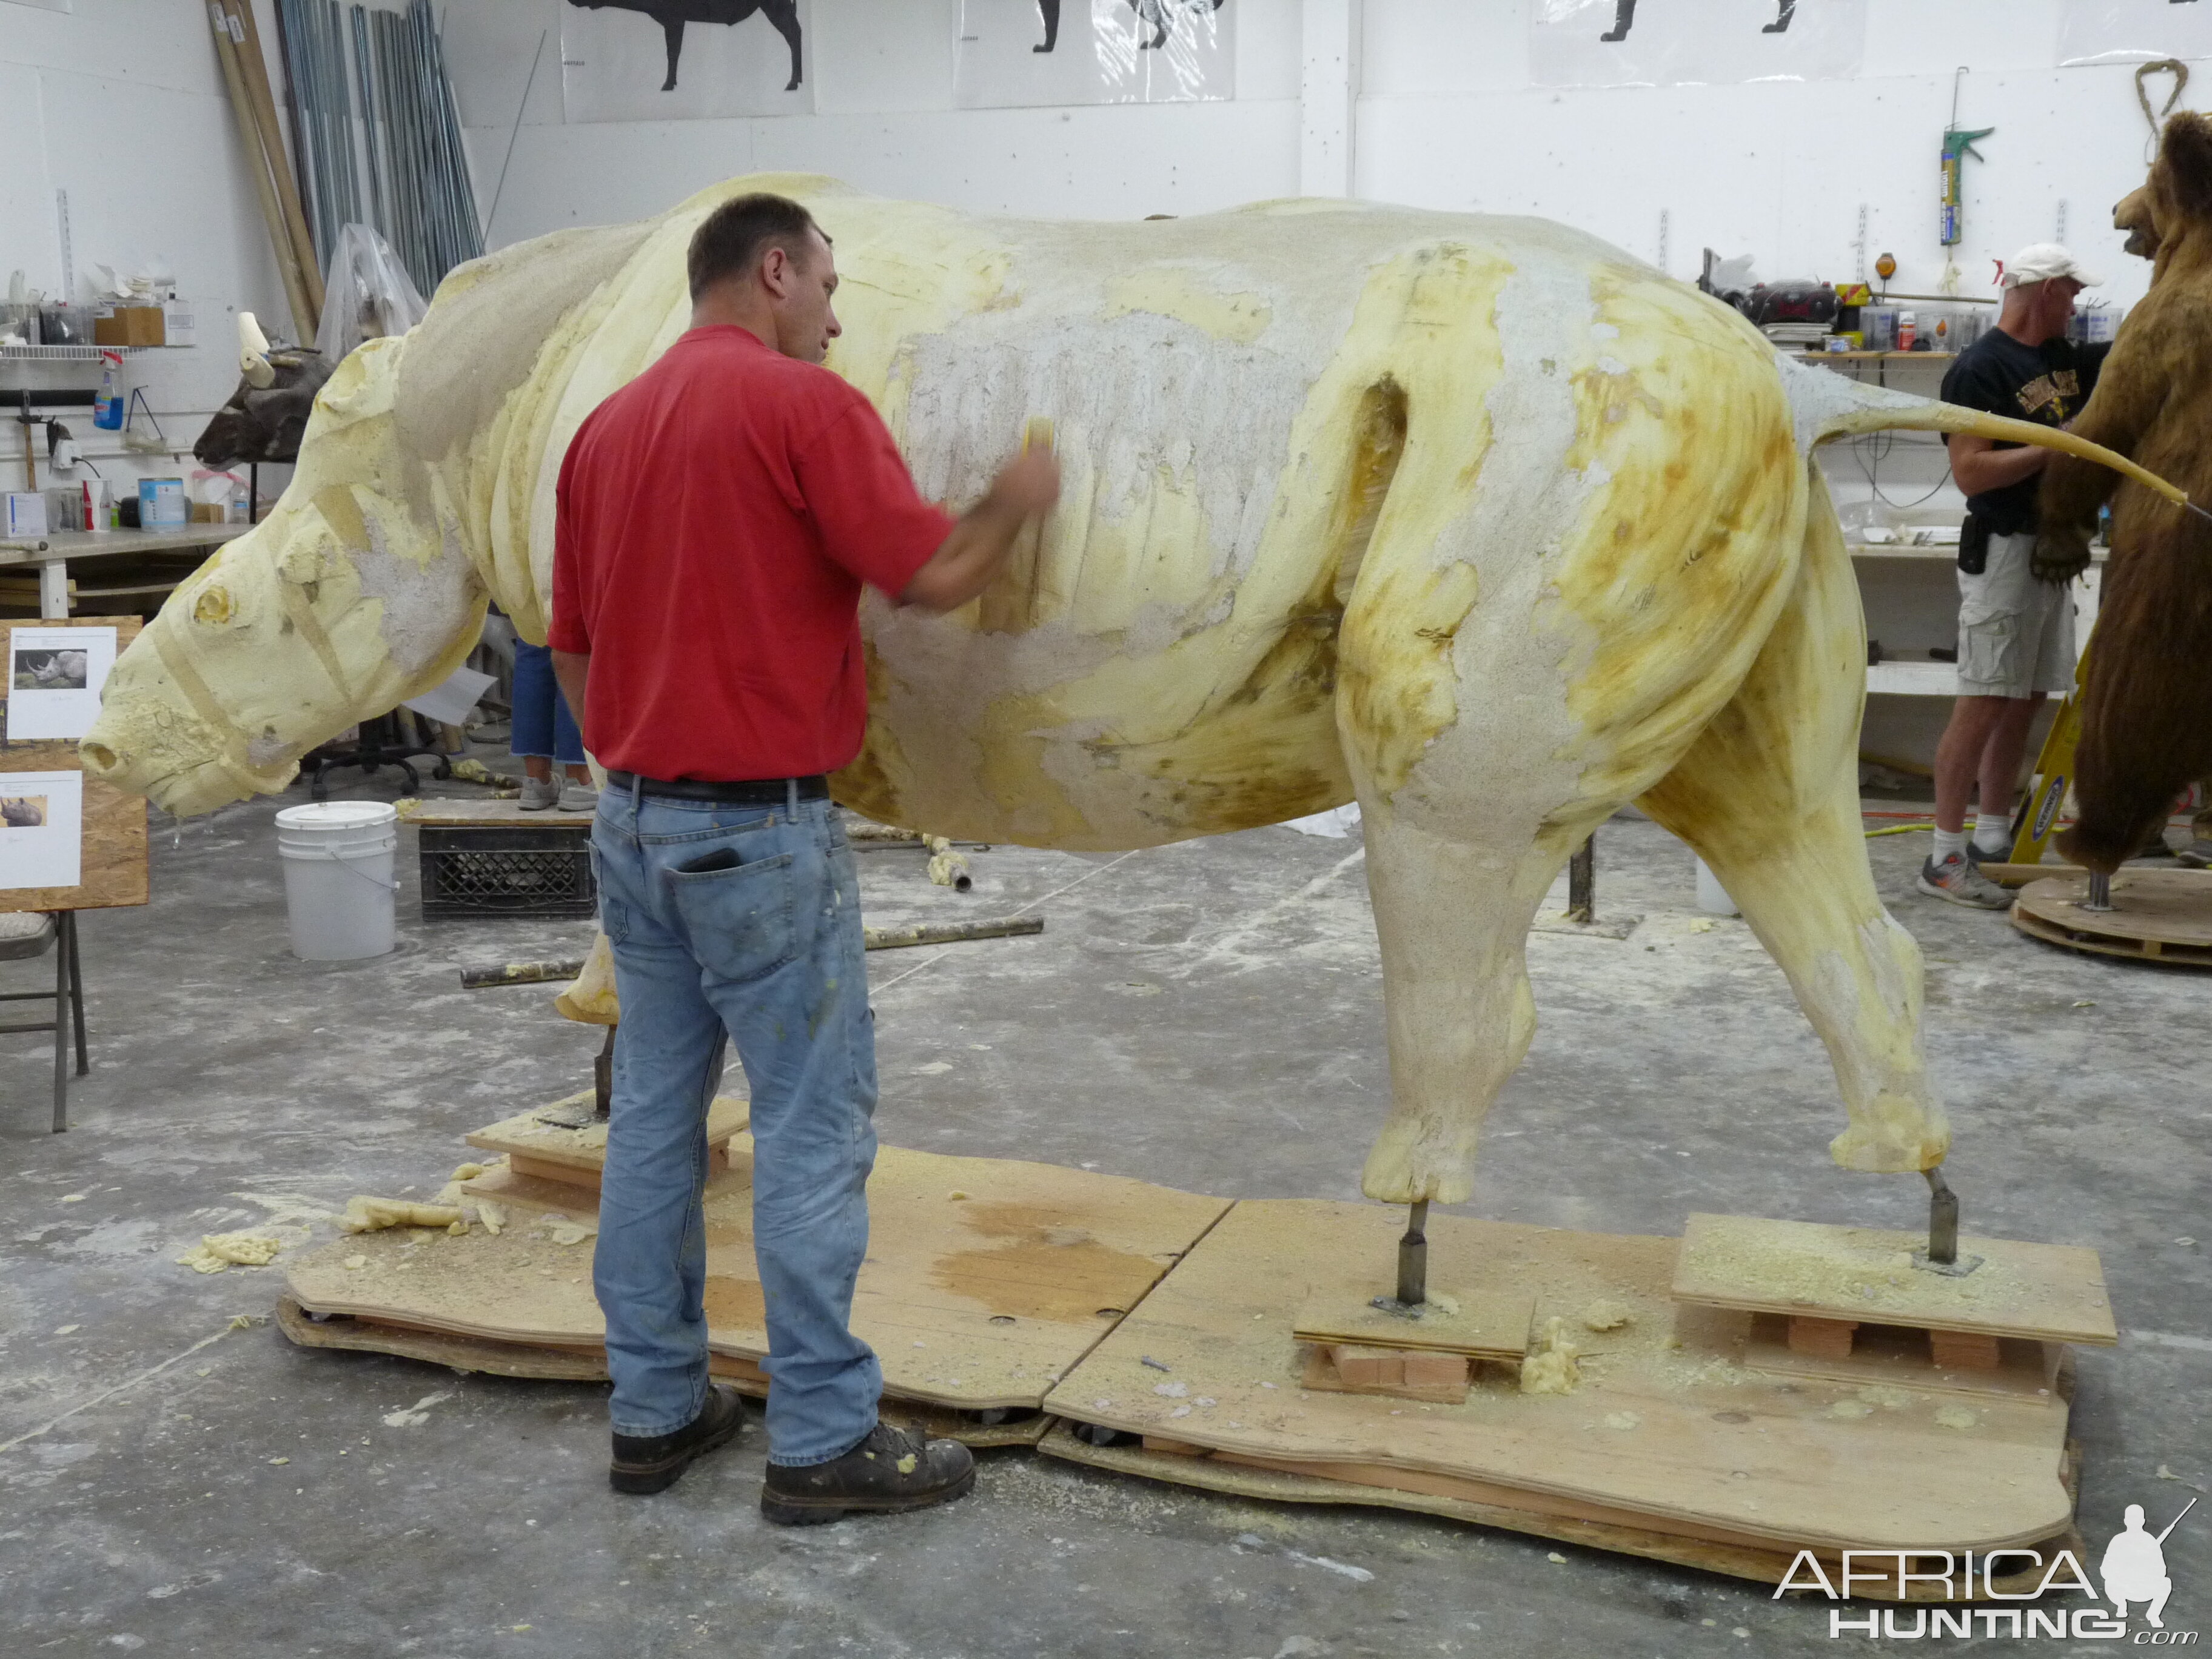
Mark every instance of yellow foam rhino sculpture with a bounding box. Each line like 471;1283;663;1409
82;176;2170;1204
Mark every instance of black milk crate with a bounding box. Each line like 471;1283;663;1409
418;825;596;919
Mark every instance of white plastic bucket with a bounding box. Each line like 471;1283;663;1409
275;801;399;960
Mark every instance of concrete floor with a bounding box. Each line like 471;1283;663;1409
1;769;2205;1657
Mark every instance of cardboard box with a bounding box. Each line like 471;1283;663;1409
93;306;165;347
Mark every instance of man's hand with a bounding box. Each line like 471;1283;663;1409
2031;521;2093;585
989;446;1061;521
899;444;1064;612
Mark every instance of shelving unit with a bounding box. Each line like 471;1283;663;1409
0;344;163;363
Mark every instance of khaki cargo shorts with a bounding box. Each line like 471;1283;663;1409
1956;531;2077;699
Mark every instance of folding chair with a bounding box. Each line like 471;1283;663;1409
1;911;88;1132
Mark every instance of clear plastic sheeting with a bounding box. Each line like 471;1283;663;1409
2059;0;2212;67
315;224;427;367
956;0;1235;110
1529;0;1865;89
560;0;814;123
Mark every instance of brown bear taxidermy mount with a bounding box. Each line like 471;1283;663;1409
2034;112;2212;873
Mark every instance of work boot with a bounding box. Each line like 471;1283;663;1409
759;1421;976;1526
1915;850;2012;910
608;1384;748;1495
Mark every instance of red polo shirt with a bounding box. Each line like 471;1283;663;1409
549;326;954;781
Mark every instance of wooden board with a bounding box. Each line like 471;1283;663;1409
1293;1286;1533;1359
0;617;147;913
1042;1199;2079;1552
273;1297;1050;1447
1982;860;2088;890
1039;1423;2083;1600
463;1092;749;1173
289;1139;1230;1411
1739;1313;2067;1403
1673;1213;2117;1345
400;797;592;830
2012;870;2212;968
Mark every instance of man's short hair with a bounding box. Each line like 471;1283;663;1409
687;193;827;302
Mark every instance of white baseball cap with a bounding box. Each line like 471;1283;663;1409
2003;243;2104;289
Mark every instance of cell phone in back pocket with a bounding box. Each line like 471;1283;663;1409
677;846;741;873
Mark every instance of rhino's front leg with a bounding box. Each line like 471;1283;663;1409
1355;791;1570;1206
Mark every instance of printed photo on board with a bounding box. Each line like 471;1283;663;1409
1;796;49;828
12;649;89;691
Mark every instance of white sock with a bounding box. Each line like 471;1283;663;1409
1932;827;1969;862
1974;812;2011;850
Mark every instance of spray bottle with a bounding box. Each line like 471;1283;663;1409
92;350;124;431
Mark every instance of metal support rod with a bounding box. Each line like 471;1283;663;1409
1396;1199;1430;1307
1925;1167;1959;1266
2083;870;2114;913
1567;834;1595;925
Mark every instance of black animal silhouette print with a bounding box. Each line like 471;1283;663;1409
1602;0;1795;42
569;0;803;93
1033;0;1227;54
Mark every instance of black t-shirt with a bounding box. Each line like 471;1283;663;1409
1939;330;2111;534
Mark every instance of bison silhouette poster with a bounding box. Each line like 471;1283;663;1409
1531;0;1865;87
956;0;1234;110
561;0;813;123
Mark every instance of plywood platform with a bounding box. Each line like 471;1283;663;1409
288;1139;1228;1412
461;1093;749;1176
273;1297;1051;1447
2012;870;2212;968
1672;1213;2117;1344
1037;1423;2086;1600
1041;1199;2081;1554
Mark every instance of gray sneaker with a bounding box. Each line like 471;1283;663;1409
557;781;598;812
1915;850;2013;910
1969;840;2011;865
2177;837;2212;870
518;775;559;811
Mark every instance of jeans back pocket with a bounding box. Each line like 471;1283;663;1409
669;851;798;984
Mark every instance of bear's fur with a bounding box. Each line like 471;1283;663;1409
2034;111;2212;872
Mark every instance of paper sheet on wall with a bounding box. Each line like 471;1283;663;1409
1530;0;1866;89
561;0;813;123
7;626;118;742
2059;0;2212;67
956;0;1235;110
0;771;83;891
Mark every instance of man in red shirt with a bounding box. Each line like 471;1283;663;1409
549;192;1058;1518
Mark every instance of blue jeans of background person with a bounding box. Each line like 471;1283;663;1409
589;786;882;1465
511;638;585;765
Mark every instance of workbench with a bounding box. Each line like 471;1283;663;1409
0;523;247;618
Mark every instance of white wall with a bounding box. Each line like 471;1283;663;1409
444;0;1305;244
0;0;292;497
1363;0;2176;310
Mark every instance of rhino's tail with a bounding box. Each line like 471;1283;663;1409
1775;353;2185;508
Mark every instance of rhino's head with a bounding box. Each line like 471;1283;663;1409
82;331;489;817
194;313;336;468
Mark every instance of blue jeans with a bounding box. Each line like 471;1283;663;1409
511;638;585;765
589;786;882;1464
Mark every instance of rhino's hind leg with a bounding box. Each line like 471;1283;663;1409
1639;474;1949;1174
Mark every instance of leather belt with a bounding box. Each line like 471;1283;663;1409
606;771;830;806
